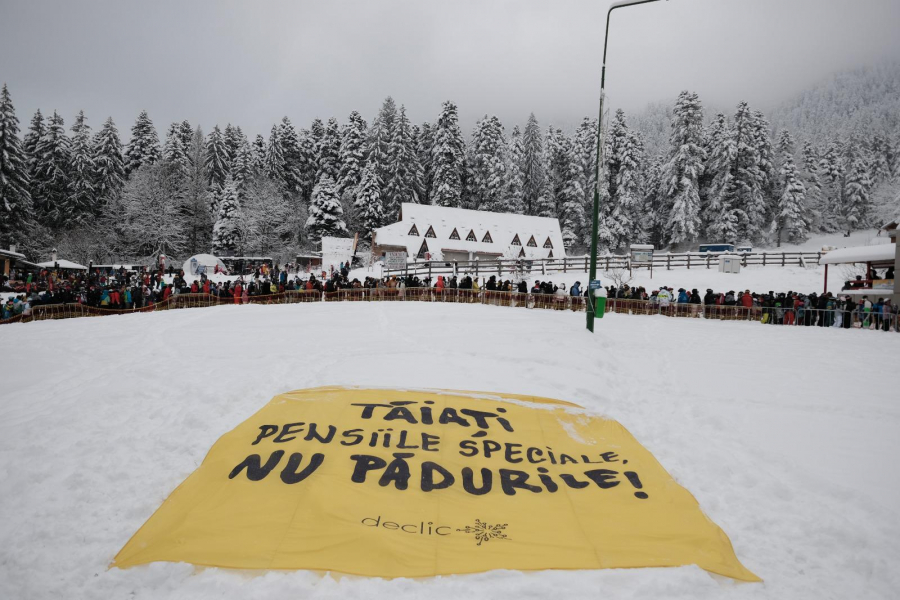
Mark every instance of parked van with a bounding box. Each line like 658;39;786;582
698;244;735;253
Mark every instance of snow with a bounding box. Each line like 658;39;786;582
36;259;88;270
181;254;226;276
1;303;899;600
819;244;896;265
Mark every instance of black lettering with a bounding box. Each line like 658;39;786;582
362;516;380;526
459;408;498;429
420;405;433;425
422;432;440;452
304;423;336;444
396;430;419;449
559;453;578;465
273;422;306;443
349;454;387;483
526;447;546;463
351;402;392;419
438;407;470;427
461;467;493;495
537;467;558;492
458;439;478;457
251;425;278;445
504;443;523;464
379;453;415;490
435;526;451;535
499;469;542;495
601;452;619;463
559;473;590;489
482;439;501;459
228;450;284;481
280;452;325;484
384;406;418;424
341;428;364;446
584;469;620;489
421;461;456;492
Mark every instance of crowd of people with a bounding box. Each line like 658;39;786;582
1;262;897;332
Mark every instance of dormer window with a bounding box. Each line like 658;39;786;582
417;240;429;258
482;231;493;243
526;235;537;247
425;225;436;238
408;224;420;236
543;237;553;249
511;234;521;246
466;229;477;242
449;228;460;240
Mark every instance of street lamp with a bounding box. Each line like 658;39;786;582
587;0;666;332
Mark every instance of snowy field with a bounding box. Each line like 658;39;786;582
1;302;899;600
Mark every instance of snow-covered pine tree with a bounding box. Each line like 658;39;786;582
751;110;777;207
317;117;341;182
277;117;305;197
297;129;318;205
0;84;33;243
430;101;465;208
384;105;420;216
703;113;740;243
601;110;644;249
92;117;126;206
184;125;213;254
772;148;809;244
231;137;253;190
265;125;285;184
178;120;194;157
545;128;584;249
212;175;242;255
124;110;161;175
728;102;767;242
800;139;824;231
661;91;705;247
355;164;384;238
337;110;367;198
223;124;244;170
251;134;266;173
521;113;548;216
33;110;72;227
204;125;230;188
68;110;96;220
641;155;666;246
305;174;348;240
164;122;190;176
501;126;525;215
23;109;45;181
416;122;435;202
573;117;598;242
843;155;871;231
818;141;842;231
367;97;397;196
468;115;507;212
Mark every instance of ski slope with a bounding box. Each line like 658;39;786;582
1;302;898;600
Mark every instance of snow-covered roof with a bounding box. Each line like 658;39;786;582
819;243;896;265
0;248;26;260
37;259;88;270
373;203;565;260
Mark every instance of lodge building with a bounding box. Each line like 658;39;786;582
371;203;566;262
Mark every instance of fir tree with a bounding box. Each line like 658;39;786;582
211;175;242;255
163;122;190;176
278;117;305;197
800;139;824;231
251;134;267;173
124;110;161;175
367;97;397;190
183;125;212;253
338;110;367;197
573;117;598;243
23;109;45;180
204;125;230;188
33;110;72;227
702;112;739;242
469;115;507;212
92;117;125;205
231;137;253;189
385;105;420;215
355;164;384;237
601;110;644;248
0;84;33;242
661;91;705;246
305;174;348;240
818;141;842;231
297;129;318;204
844;156;871;230
223;124;244;168
729;102;768;241
177;120;194;156
68;110;96;220
521;113;548;216
773;151;809;244
317;117;341;182
502;126;525;215
430;101;465;208
416;122;435;202
265;125;285;183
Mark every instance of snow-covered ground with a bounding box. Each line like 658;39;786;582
1;303;898;600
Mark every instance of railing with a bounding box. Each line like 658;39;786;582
3;289;895;334
383;251;826;278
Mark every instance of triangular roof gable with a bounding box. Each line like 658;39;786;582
466;229;477;242
543;236;553;249
417;240;429;258
425;225;436;238
527;235;537;247
518;247;526;258
482;231;493;243
548;250;554;258
408;224;419;236
449;228;460;240
511;234;522;246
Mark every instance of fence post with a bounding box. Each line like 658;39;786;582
667;255;671;270
564;257;567;273
781;253;785;267
584;256;588;271
706;254;711;269
763;253;766;266
687;254;691;269
542;260;545;276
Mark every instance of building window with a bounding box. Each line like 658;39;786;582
527;235;537;247
408;224;420;236
547;250;554;258
425;225;436;238
417;240;429;259
518;247;526;258
466;229;477;242
543;237;553;249
449;228;460;240
482;231;493;243
511;234;521;246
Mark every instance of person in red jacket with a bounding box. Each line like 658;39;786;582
202;279;210;294
190;281;199;293
233;282;242;304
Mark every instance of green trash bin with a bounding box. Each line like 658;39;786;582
594;295;607;319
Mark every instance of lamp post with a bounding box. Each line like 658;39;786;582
587;0;666;332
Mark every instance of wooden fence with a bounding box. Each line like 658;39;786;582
383;251;824;279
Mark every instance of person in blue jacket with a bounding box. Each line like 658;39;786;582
570;281;582;297
677;288;689;303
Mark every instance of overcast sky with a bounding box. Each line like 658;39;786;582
2;0;899;138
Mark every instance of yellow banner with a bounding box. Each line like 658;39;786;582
113;387;759;581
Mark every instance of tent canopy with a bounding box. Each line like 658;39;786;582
182;254;226;276
820;244;896;265
37;259;88;270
